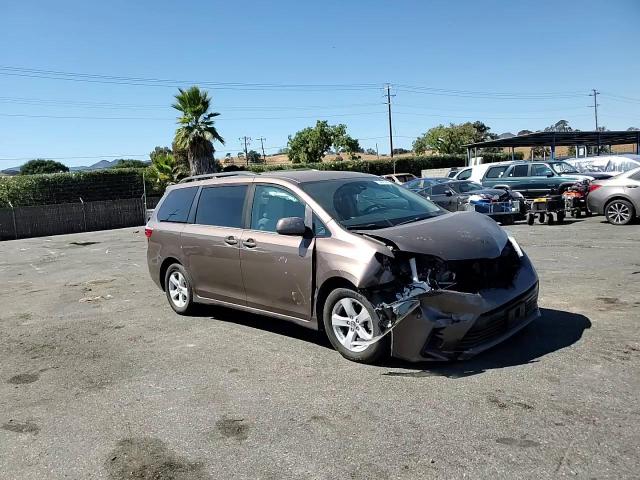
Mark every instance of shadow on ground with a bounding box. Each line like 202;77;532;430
193;304;333;349
191;306;590;378
381;308;591;378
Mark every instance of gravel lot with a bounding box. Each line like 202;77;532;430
1;216;639;479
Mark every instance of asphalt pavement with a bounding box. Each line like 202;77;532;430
0;216;639;479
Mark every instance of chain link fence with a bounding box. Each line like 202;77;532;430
0;196;161;241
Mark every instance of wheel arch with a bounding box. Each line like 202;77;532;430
159;257;182;291
315;276;357;331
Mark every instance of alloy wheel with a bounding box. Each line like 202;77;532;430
168;271;189;308
331;298;374;352
607;202;631;225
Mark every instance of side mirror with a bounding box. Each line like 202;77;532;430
547;172;554;177
276;217;307;236
445;190;453;197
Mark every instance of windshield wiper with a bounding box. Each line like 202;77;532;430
394;213;436;226
346;223;385;230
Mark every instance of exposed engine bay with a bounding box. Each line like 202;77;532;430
347;226;537;359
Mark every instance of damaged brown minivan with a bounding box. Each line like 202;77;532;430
146;170;539;364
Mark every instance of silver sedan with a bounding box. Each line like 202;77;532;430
587;167;640;225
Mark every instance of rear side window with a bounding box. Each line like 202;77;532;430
509;165;529;177
195;185;247;228
630;170;640;181
431;184;449;195
457;169;472;180
485;166;507;179
157;187;198;223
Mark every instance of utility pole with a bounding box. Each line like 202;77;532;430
385;84;395;172
239;136;251;166
257;137;267;162
375;142;379;160
589;89;600;131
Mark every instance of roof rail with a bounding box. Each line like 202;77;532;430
178;171;257;183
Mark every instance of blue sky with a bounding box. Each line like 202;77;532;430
1;0;639;167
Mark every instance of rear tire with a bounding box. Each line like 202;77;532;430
527;214;535;225
164;263;195;315
546;213;555;225
323;288;389;364
538;213;546;224
605;199;635;225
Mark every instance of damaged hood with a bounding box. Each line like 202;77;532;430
362;211;509;260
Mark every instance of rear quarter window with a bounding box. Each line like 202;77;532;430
485;166;508;179
457;169;472;180
156;187;198;223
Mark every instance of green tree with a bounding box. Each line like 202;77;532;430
287;121;360;163
172;86;225;176
545;120;574;132
413;123;477;155
112;159;147;169
365;148;377;155
246;150;262;163
20;159;69;175
149;146;172;162
148;151;187;185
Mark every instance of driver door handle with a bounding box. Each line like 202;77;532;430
224;235;238;245
626;185;638;188
242;238;257;248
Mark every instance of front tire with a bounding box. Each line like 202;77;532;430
164;263;195;314
605;199;635;225
323;288;389;364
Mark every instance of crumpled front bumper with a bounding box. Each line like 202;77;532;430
389;254;540;362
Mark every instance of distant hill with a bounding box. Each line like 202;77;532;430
498;132;515;139
1;158;149;175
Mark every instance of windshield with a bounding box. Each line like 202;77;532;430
404;177;438;191
549;161;579;174
301;178;444;230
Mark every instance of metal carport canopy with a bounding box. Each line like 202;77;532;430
464;130;640;149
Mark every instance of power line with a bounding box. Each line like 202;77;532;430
0;95;385;111
395;84;588;99
0;66;380;91
0;111;387;121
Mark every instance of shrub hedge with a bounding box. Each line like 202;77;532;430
0;168;161;207
0;152;523;207
243;152;522;175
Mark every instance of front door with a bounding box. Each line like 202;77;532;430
240;184;314;320
429;184;457;211
180;184;249;305
530;163;557;196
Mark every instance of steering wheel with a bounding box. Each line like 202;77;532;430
361;203;387;215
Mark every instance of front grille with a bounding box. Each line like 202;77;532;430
443;242;521;293
455;284;538;352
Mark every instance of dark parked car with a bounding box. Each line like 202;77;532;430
587;167;640;225
481;161;587;197
403;177;449;192
412;180;525;223
146;171;539;364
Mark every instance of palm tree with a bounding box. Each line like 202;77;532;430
172;86;224;175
